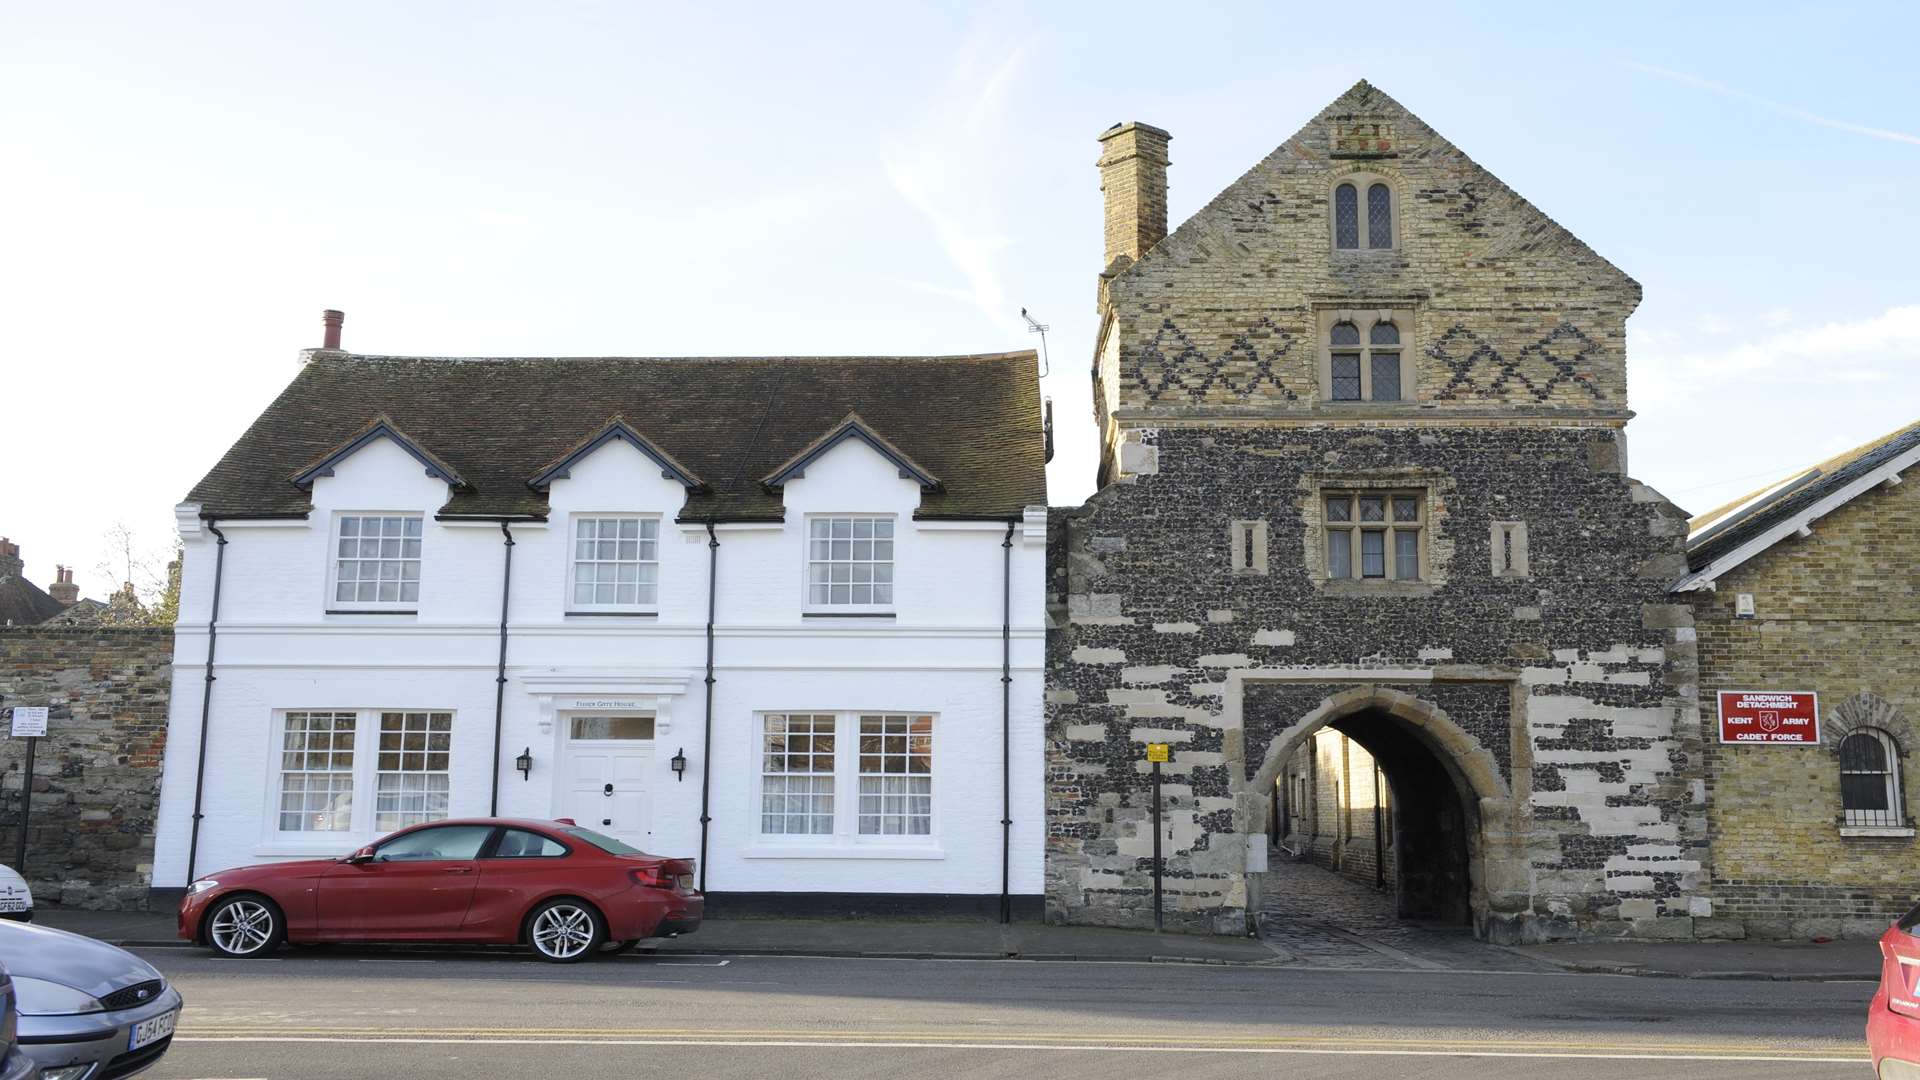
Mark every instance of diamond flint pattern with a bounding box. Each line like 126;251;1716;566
1131;317;1303;402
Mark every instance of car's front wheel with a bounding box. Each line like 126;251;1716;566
526;899;605;963
205;894;284;958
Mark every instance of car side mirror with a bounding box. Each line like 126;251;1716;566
347;846;376;864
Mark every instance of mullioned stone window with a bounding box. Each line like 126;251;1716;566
1316;307;1414;404
1299;472;1452;594
1330;173;1398;251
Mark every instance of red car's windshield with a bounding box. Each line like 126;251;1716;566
1900;903;1920;933
563;826;645;856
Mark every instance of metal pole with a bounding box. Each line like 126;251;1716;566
488;521;515;816
12;736;34;874
184;522;227;886
999;520;1013;924
1151;758;1163;932
696;523;718;893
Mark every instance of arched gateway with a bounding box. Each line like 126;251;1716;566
1239;681;1519;938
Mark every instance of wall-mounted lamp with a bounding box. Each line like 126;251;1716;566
515;747;533;780
670;748;687;782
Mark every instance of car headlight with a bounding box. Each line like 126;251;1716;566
187;878;219;895
11;976;103;1016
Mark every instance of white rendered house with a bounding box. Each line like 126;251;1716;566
151;325;1048;916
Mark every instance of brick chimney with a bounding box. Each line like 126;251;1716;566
1096;122;1171;271
322;309;345;350
49;565;78;606
0;538;19;581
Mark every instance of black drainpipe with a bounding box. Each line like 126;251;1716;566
488;521;516;816
999;519;1015;924
697;522;719;892
184;522;228;886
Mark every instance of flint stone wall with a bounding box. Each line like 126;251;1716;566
0;627;172;909
1045;423;1707;941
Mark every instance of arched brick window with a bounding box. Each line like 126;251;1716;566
1841;728;1903;827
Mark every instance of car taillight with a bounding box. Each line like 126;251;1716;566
629;866;672;889
1884;930;1920;1019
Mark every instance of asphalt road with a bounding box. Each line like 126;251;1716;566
133;945;1876;1079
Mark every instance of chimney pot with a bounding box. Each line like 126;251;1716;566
49;563;79;606
322;309;345;350
1096;122;1172;271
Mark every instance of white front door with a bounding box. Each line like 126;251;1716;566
561;715;655;849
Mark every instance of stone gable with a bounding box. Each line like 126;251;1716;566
1094;81;1639;448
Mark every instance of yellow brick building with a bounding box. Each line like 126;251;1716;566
1680;421;1920;938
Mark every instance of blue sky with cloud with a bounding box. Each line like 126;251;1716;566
4;1;1915;598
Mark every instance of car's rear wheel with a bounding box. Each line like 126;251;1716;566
527;899;604;963
205;894;284;958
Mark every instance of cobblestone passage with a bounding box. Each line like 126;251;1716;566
1257;856;1555;971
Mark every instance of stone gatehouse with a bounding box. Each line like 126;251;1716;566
1045;81;1707;943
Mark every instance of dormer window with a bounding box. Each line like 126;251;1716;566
331;514;423;611
1321;310;1410;403
1333;178;1396;251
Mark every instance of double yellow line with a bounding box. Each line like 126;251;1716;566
174;1025;1867;1061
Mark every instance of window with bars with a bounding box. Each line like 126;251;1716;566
1327;318;1405;402
1841;728;1905;828
569;516;660;610
1325;491;1422;582
332;515;423;608
807;517;895;608
859;714;933;836
277;711;357;832
761;714;836;835
374;711;452;831
1333;178;1395;250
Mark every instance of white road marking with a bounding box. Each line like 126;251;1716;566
171;1035;1865;1064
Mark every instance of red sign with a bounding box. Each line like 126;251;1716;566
1717;690;1820;744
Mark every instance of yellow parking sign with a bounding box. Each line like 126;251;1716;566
1146;743;1170;763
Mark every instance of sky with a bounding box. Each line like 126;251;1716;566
4;1;1917;601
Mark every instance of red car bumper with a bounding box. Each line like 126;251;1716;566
177;889;212;941
1872;921;1920;1078
604;889;703;941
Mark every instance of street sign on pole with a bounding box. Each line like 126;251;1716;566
8;707;47;874
1147;743;1171;932
9;707;46;738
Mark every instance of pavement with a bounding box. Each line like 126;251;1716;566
34;872;1886;980
1254;855;1885;981
127;945;1875;1079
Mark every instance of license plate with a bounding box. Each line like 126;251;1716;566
0;898;25;912
129;1009;176;1051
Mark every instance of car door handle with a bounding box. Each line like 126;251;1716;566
601;818;612;826
441;866;473;873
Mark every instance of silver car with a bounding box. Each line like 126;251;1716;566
1;959;40;1080
3;921;180;1079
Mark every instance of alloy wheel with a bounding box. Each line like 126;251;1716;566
210;899;276;955
531;904;595;960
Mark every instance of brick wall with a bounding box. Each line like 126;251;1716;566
1290;729;1396;890
0;627;173;909
1694;473;1920;938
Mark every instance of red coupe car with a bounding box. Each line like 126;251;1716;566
179;817;701;963
1872;903;1920;1078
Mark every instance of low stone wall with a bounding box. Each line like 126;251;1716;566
0;627;173;909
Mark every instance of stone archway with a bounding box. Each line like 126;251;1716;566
1236;681;1523;940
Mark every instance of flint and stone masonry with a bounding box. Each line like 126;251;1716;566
0;627;172;909
1046;82;1708;942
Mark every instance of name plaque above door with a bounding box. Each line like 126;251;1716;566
519;670;693;737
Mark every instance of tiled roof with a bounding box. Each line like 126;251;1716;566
0;575;65;627
1686;419;1920;571
184;351;1047;522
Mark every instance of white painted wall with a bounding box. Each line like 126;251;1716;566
153;432;1047;901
